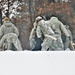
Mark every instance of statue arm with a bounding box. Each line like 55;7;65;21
36;25;42;38
68;30;73;40
0;27;4;39
13;25;19;36
60;22;70;37
0;34;6;48
48;26;55;35
29;27;36;41
29;22;38;40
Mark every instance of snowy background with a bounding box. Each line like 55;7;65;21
0;51;75;75
1;0;24;19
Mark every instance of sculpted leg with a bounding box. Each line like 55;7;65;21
12;39;23;51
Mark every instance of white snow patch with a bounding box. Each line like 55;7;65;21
0;51;75;75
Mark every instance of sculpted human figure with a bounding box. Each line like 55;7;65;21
0;17;22;50
0;33;22;50
36;16;61;51
49;16;70;50
64;25;73;50
29;17;43;51
0;17;19;38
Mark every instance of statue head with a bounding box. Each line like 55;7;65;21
3;17;9;21
50;17;58;20
35;16;42;23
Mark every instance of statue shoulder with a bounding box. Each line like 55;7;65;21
0;25;5;29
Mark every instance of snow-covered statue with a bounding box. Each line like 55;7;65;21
60;0;68;3
64;25;74;50
49;16;70;50
29;16;43;51
0;17;22;51
0;33;22;51
36;16;62;51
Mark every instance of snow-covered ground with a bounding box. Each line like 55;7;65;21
0;51;75;75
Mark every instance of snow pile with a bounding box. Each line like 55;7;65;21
0;51;75;75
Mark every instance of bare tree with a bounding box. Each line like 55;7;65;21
0;1;2;25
